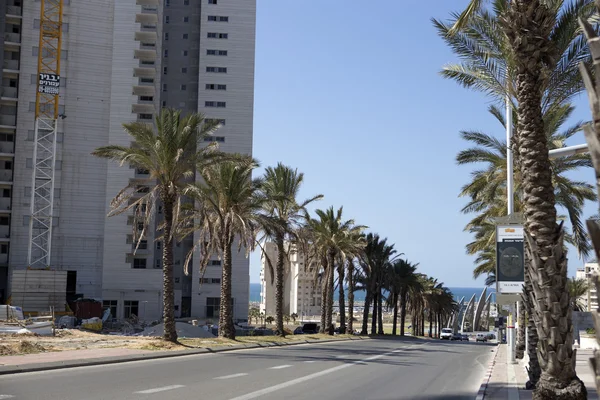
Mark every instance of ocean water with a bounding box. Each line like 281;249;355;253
249;283;494;304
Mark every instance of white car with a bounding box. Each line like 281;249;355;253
440;328;453;340
476;333;488;342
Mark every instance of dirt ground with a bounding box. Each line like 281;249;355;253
0;328;358;356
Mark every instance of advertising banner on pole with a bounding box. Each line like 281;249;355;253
496;225;524;294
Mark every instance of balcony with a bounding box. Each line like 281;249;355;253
132;104;155;114
135;31;157;43
4;32;20;44
2;60;19;72
5;6;22;24
0;142;14;156
134;49;156;61
0;197;11;211
0;170;13;183
132;85;155;97
136;0;159;5
133;67;155;78
0;87;18;104
135;12;158;25
0;115;16;129
140;24;157;32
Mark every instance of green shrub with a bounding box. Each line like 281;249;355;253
586;328;596;335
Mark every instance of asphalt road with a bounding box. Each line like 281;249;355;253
0;337;495;400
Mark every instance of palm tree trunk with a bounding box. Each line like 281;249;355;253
161;196;177;342
320;269;328;334
361;288;371;335
392;292;399;336
337;263;346;334
428;310;433;338
516;300;525;359
400;290;407;336
378;294;384;335
347;262;354;334
219;235;235;339
371;291;378;335
325;251;335;334
420;310;425;337
275;236;285;336
506;1;586;397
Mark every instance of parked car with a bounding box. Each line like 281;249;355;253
461;334;469;341
451;333;462;341
476;333;488;342
440;328;453;340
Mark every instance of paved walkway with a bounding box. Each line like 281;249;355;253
484;345;598;399
0;348;150;366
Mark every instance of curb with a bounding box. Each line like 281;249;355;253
476;344;499;400
0;335;369;376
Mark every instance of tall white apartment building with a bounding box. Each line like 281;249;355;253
260;242;322;319
576;262;599;312
1;0;256;321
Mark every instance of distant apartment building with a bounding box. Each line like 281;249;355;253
576;262;599;312
1;0;256;321
260;242;322;318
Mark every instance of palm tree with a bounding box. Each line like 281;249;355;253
356;233;398;335
306;207;366;334
181;159;269;339
92;108;224;342
434;0;597;111
503;0;587;397
567;278;589;311
387;259;421;336
458;104;594;273
259;163;323;336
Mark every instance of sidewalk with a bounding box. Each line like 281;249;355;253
483;344;598;399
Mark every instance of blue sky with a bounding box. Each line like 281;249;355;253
248;0;596;286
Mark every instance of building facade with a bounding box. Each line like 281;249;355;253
260;242;321;319
1;0;256;321
576;262;599;312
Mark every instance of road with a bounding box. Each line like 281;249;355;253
0;337;495;400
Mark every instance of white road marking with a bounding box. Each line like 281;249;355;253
303;360;317;363
214;373;249;380
335;354;352;358
227;346;415;400
135;384;185;394
269;364;292;370
0;395;15;399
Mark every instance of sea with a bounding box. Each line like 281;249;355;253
249;283;494;304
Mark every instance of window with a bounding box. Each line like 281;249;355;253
3;189;10;198
124;301;139;318
206;67;227;73
139;114;153;120
207;49;216;55
156;241;162;250
140;78;154;83
103;300;118;318
182;33;188;39
181;67;187;73
205;118;225;126
217;84;226;90
0;245;6;255
207;32;217;38
206;297;220;318
137;186;150;193
133;258;147;269
137;222;144;231
208;32;228;39
166;0;170;5
199;278;209;284
155;259;161;269
210;260;222;266
175;277;180;283
165;15;170;24
181;84;187;90
182;50;188;56
183;16;189;22
205;101;225;108
218;50;228;56
211;278;221;284
220;16;229;22
137;240;148;250
209;0;217;3
162;84;167;92
208;15;217;21
184;0;189;4
204;136;225;143
139;96;153;102
163;67;167;74
0;133;14;142
4;161;12;170
165;32;169;40
0;217;9;226
164;49;168;57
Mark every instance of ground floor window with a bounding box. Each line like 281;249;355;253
124;300;139;319
206;297;220;318
103;300;118;319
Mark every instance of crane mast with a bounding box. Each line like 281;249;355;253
28;0;63;268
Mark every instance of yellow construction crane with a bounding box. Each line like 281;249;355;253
28;0;64;268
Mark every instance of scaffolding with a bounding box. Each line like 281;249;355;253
28;0;64;268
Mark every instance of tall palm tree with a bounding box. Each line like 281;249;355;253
567;277;589;311
92;108;224;342
335;233;366;334
181;159;269;339
503;0;587;397
356;233;398;335
388;259;421;336
306;207;366;334
259;163;323;336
